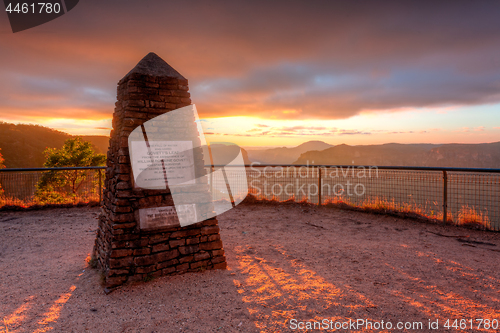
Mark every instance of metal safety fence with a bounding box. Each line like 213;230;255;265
210;165;500;231
0;167;103;207
0;165;499;231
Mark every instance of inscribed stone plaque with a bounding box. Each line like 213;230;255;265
130;141;195;189
138;204;197;230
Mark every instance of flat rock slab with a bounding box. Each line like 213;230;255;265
0;204;499;332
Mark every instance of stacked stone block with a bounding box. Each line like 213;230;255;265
93;53;227;289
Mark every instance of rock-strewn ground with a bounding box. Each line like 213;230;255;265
1;203;499;333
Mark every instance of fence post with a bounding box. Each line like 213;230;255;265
443;170;447;223
318;166;322;205
98;169;102;204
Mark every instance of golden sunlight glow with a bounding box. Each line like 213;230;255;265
2;102;498;146
34;285;76;332
1;296;35;332
200;104;500;147
387;260;500;320
3;117;112;136
228;239;500;332
0;270;84;333
232;244;377;331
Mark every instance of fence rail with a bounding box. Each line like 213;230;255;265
0;167;104;207
0;165;498;231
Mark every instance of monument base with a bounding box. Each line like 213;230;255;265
94;215;226;289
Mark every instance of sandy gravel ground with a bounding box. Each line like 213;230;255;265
1;203;499;333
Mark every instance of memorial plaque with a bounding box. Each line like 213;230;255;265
138;203;197;230
130;140;196;189
175;203;198;227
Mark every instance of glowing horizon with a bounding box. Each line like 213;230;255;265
3;102;499;148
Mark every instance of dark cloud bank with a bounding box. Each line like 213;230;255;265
1;0;500;119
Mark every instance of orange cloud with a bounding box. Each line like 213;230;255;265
1;1;500;123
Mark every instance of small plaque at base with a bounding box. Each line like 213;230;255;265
138;204;197;230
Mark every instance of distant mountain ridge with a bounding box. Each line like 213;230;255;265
0;122;109;168
0;122;251;168
246;140;333;164
294;142;500;168
208;143;251;166
2;122;499;169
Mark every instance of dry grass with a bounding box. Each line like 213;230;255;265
0;194;100;210
1;187;494;231
244;190;493;231
456;205;492;230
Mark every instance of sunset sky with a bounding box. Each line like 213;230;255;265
1;1;499;147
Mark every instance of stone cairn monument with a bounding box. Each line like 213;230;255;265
93;53;227;290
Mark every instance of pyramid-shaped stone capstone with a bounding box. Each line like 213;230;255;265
121;52;186;82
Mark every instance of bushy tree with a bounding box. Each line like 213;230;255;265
36;137;106;203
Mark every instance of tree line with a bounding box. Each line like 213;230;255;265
0;137;106;204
